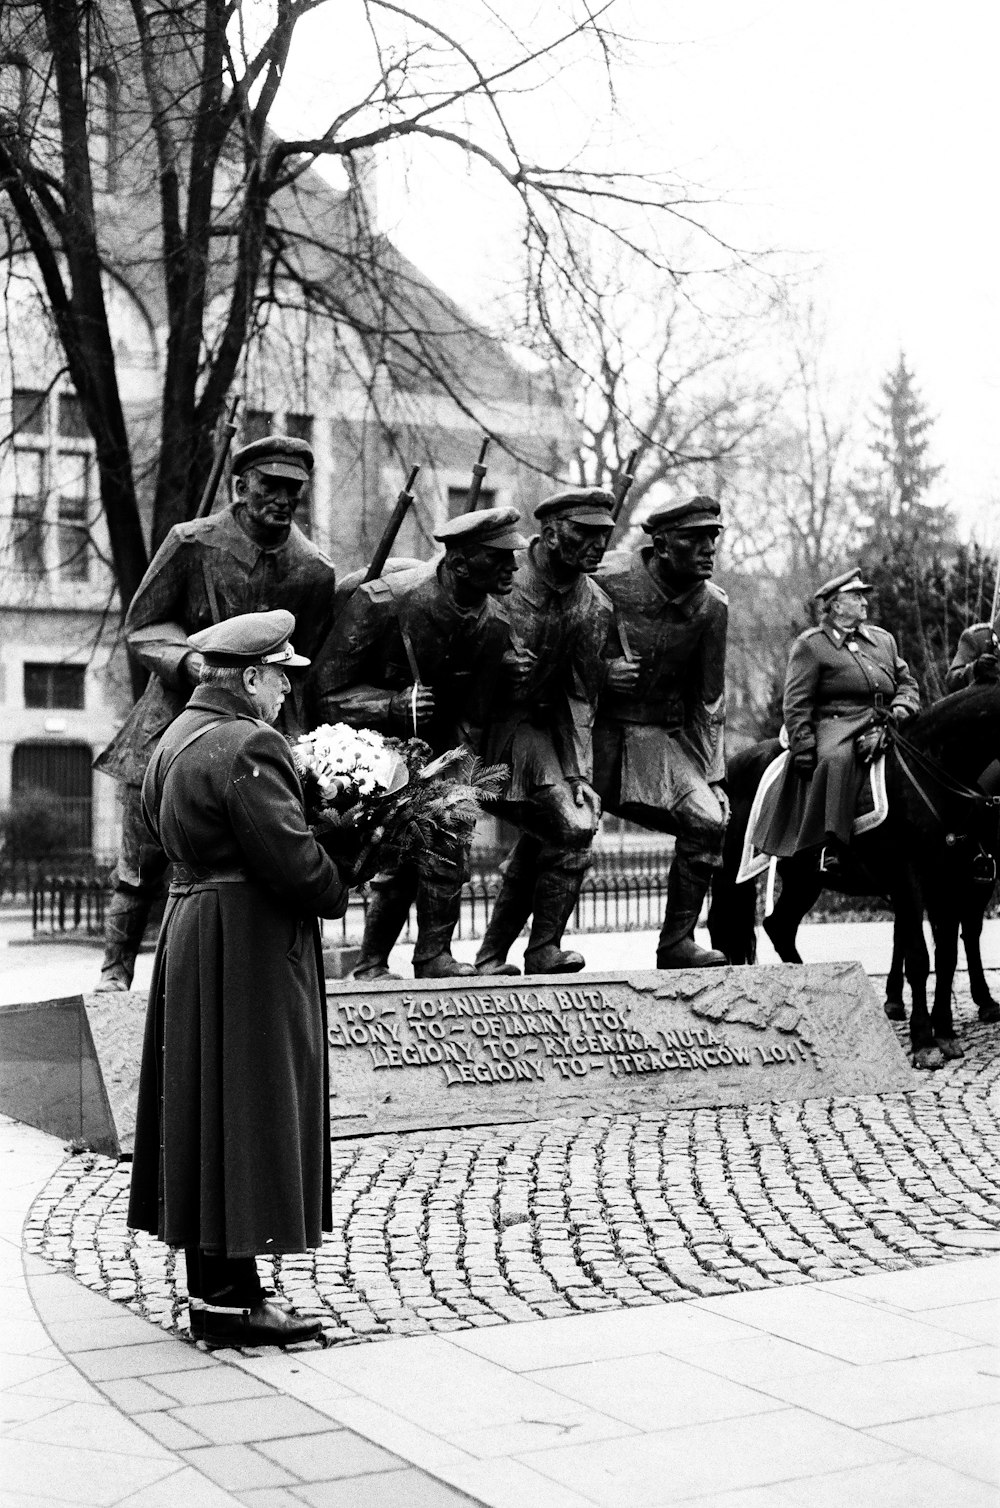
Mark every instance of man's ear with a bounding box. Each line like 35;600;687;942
540;521;559;550
234;474;248;497
448;551;470;580
242;665;258;695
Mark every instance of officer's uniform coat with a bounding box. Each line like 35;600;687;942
96;506;338;789
127;685;348;1258
755;618;920;855
594;549;727;833
311;559;510;754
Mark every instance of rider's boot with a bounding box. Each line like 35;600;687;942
657;857;727;969
95;885;154;992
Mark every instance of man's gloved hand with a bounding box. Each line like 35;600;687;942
388;683;435;731
792;748;817;778
888;703;916;726
973;653;1000;685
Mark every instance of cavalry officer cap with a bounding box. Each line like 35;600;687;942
434;505;527;551
188;609;311;667
231;434;314;483
642;495;723;534
814;566;872;603
534;487;616;527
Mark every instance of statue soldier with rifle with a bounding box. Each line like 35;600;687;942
946;569;1000;691
474;489;616;976
594;495;730;969
93;432;338;991
311;504;526;979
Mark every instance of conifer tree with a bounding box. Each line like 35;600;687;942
856;353;953;560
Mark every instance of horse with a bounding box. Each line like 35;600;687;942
707;685;1000;1069
884;905;1000;1022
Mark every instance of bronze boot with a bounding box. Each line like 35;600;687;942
656;858;727;969
95;886;154;992
352;876;411;981
523;867;586;974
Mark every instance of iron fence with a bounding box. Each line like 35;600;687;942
31;876;107;936
32;865;671;942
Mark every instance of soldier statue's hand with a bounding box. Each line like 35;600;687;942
605;657;641;693
710;782;731;824
973;653;1000;684
568;778;601;824
502;644;536;695
389;683;435;731
792;748;816;778
183;650;206;686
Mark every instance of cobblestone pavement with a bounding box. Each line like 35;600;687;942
22;982;1000;1350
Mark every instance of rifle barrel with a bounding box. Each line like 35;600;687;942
363;464;420;583
194;396;240;520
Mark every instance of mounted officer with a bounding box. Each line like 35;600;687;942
310;506;526;980
594;495;729;968
754;568;920;867
94;435;337;992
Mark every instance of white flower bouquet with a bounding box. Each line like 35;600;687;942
291;723;508;882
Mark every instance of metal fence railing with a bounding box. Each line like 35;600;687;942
32;876;108;936
32;866;672;942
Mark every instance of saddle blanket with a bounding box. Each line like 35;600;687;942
737;750;888;885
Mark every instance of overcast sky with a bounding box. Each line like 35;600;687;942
278;0;1000;538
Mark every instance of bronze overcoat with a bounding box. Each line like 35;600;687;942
127;685;348;1258
945;623;993;693
310;559;511;754
96;506;337;787
595;548;727;808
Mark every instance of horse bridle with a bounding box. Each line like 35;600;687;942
887;722;1000;885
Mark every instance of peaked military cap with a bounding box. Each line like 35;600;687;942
534;488;616;527
188;609;310;667
231;434;314;482
814;567;872;603
642;495;722;534
434;505;527;551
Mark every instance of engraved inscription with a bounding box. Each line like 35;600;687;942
327;982;819;1087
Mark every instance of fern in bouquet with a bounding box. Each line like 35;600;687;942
291;723;508;882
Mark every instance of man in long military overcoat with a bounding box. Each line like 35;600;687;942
474;489;615;975
128;610;349;1348
310;507;526;979
754;568;920;862
594;496;729;968
94;435;337;991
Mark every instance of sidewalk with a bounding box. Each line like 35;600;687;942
4;1114;1000;1507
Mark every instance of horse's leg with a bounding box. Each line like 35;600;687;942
894;872;943;1069
761;855;821;964
962;903;1000;1023
884;916;907;1021
927;897;962;1058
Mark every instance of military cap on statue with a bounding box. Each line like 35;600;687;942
188;609;311;667
814;567;872;603
434;506;527;551
534;488;616;527
231;435;314;482
642;495;723;534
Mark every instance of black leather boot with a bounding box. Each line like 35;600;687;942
523;867;586;974
656;857;727;969
95;885;154;992
201;1299;322;1349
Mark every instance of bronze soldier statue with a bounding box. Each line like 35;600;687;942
94;436;337;991
474;489;615;976
945;621;1000;691
310;506;527;980
594;495;730;968
754;567;920;870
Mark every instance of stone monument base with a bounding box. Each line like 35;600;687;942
0;964;913;1153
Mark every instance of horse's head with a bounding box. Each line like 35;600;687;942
905;685;1000;780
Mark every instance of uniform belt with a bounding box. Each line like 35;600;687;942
170;863;252;888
